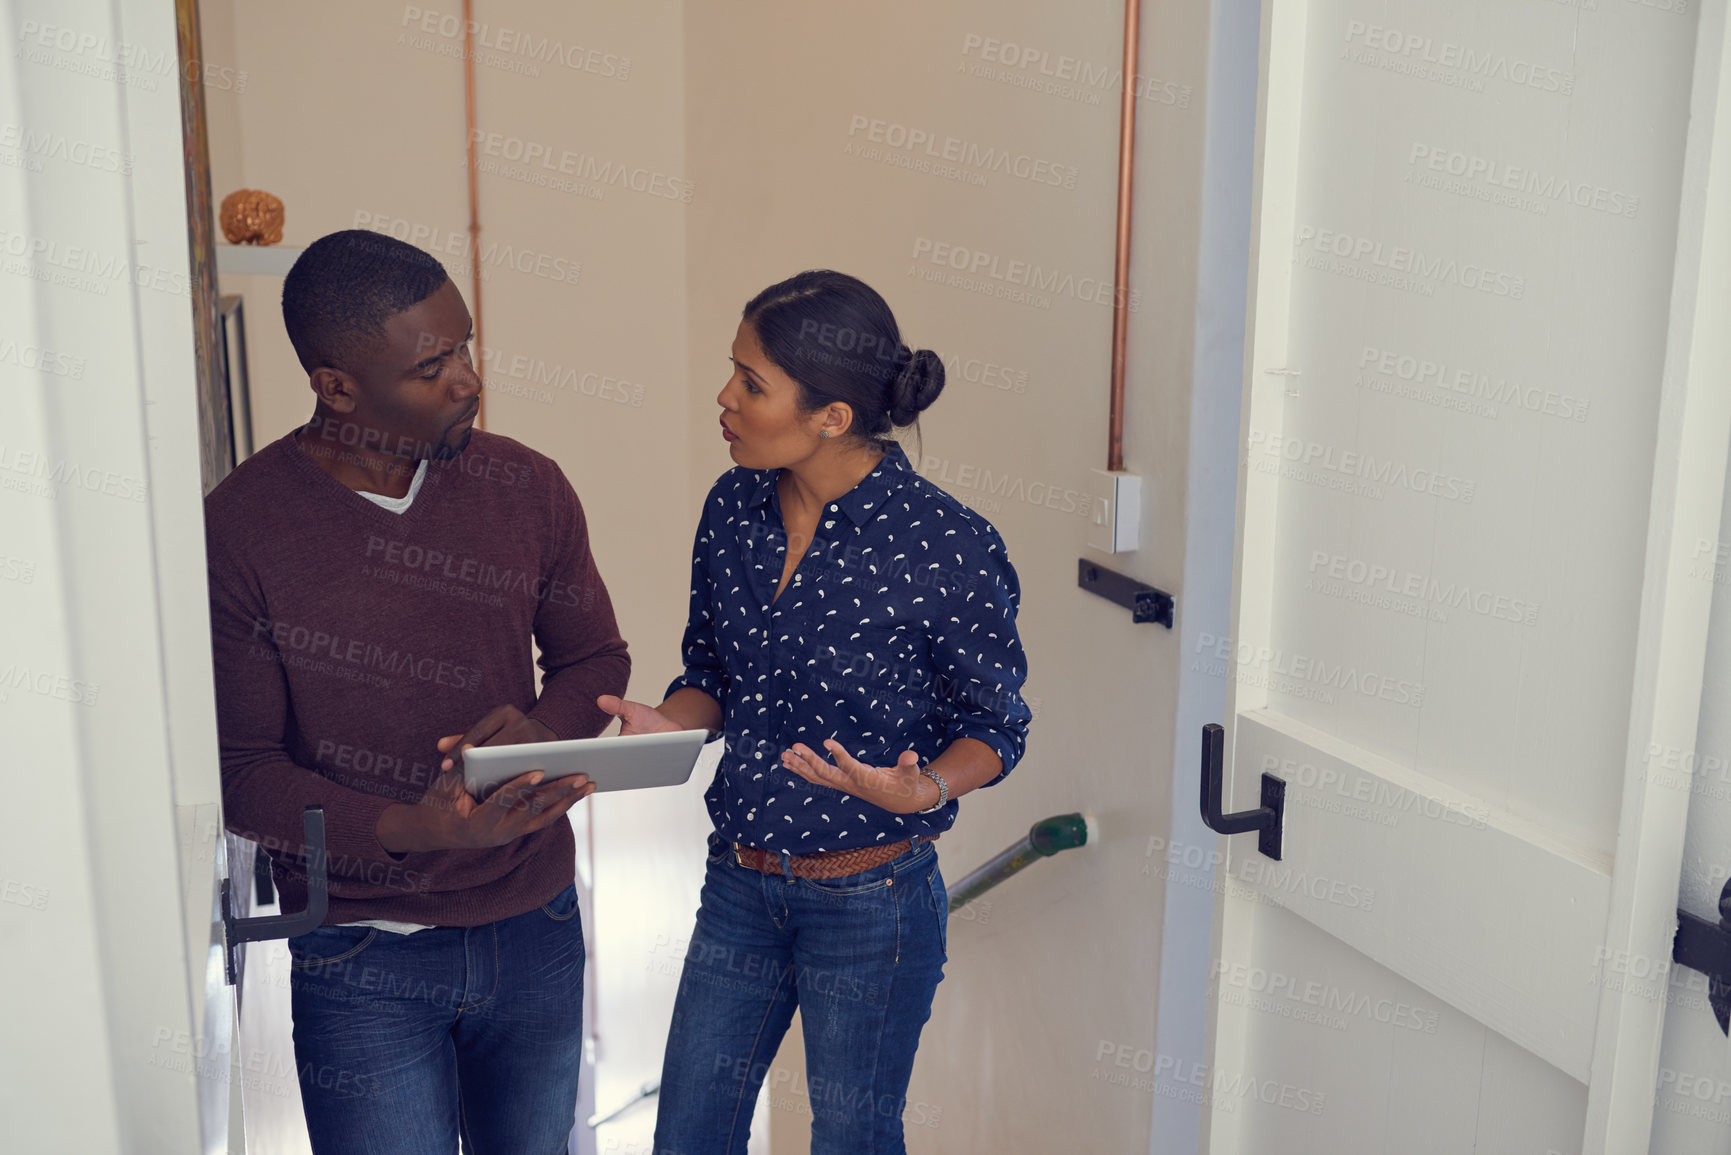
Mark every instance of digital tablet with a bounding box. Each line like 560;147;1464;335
462;729;711;801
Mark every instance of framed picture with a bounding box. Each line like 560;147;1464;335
218;294;254;467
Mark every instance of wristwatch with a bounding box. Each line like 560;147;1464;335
917;765;949;813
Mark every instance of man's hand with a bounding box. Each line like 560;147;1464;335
436;704;558;772
780;741;939;815
375;705;587;854
386;764;590;852
596;694;682;737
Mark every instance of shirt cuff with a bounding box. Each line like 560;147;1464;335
947;724;1020;788
665;670;726;704
525;699;584;742
321;789;413;869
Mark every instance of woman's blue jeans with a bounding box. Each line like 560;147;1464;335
286;883;585;1155
653;835;949;1155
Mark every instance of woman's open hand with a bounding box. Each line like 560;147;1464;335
781;741;939;815
597;694;682;736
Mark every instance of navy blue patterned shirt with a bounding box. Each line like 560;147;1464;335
665;441;1031;852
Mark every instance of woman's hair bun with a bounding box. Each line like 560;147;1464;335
888;347;945;427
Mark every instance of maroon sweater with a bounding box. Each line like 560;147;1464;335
205;427;630;926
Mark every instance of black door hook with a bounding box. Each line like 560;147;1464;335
1672;878;1731;1034
221;805;329;985
1199;723;1284;860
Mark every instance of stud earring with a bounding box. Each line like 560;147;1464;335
819;430;831;439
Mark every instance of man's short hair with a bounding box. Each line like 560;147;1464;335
282;230;450;374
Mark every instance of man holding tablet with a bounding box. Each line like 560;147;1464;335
204;230;629;1154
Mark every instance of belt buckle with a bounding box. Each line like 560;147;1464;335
732;843;746;869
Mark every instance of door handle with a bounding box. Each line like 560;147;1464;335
1199;723;1284;860
221;805;328;985
1672;878;1731;1034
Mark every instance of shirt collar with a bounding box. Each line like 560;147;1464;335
745;441;914;528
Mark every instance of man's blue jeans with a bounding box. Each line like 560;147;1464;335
653;835;948;1155
286;883;585;1155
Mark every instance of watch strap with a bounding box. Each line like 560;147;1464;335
917;764;949;813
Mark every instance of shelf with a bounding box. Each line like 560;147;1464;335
216;244;302;277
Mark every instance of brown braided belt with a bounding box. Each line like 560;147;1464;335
731;836;937;879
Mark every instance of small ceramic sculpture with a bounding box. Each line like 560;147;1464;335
219;189;285;245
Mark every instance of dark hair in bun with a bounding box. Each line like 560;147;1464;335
889;347;945;426
743;270;946;443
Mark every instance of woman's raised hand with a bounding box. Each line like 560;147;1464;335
597;694;682;736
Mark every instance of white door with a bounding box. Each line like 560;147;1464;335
1198;2;1731;1153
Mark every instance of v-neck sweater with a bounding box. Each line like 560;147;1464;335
204;427;630;926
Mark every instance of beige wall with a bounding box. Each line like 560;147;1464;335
681;4;1211;1152
206;1;1213;1151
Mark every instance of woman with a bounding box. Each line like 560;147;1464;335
598;270;1031;1154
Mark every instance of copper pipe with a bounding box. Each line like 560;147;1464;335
1108;0;1141;473
463;0;486;429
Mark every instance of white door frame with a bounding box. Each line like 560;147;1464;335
0;0;231;1149
1587;1;1731;1146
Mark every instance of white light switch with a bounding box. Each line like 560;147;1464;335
1087;470;1141;554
